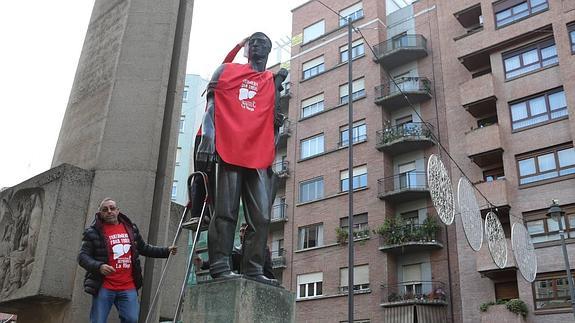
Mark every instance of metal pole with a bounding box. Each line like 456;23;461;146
557;217;575;318
347;17;355;323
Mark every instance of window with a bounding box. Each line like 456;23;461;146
340;264;370;293
339;2;364;26
402;263;423;294
517;145;575;185
503;39;558;79
297;272;323;299
569;24;575;54
300;134;324;159
299;177;324;203
340;78;365;104
303;20;325;43
392;32;409;49
298;224;324;249
340;39;365;62
483;166;505;182
525;204;575;243
494;0;548;28
340;213;369;239
301;93;325;118
510;88;568;130
179;115;185;133
171;181;178;200
340;165;368;191
398;161;418;189
176;147;182;165
533;271;575;310
339;120;367;147
183;86;189;102
302;56;325;79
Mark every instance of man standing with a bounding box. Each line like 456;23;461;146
78;198;177;323
195;32;287;284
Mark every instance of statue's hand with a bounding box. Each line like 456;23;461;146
196;136;215;172
277;68;289;80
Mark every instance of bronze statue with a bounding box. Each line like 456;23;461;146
196;32;288;284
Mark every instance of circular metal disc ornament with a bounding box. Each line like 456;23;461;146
457;177;483;251
427;154;455;225
512;223;537;282
485;212;507;268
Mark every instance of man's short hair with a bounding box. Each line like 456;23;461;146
99;197;116;209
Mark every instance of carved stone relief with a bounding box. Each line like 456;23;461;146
0;188;43;298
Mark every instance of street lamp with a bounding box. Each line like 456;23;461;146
546;200;575;318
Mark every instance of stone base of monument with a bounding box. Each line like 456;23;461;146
184;277;295;323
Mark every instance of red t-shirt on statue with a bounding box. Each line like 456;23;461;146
214;63;276;169
102;223;136;291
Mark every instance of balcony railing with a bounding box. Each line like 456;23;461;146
381;281;448;307
375;122;434;154
375;77;431;101
281;82;291;97
272;160;289;177
373;35;428;68
378;223;443;253
271;202;288;222
378;171;428;194
279;119;292;137
271;248;286;268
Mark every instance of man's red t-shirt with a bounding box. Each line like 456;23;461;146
214;63;276;169
102;223;136;291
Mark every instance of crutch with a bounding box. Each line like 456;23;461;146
144;171;212;323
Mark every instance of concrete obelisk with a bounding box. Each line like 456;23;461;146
51;0;194;321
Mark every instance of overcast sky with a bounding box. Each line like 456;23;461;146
0;0;305;188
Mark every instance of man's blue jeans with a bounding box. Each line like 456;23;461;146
90;287;139;323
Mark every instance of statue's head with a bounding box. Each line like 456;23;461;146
246;32;272;61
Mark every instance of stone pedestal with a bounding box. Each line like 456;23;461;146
185;277;295;323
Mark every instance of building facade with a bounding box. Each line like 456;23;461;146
270;0;575;322
172;74;208;205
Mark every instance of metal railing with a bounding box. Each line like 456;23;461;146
271;248;286;268
376;122;434;146
271;202;288;221
377;171;428;196
381;281;448;305
378;223;442;247
374;77;431;100
373;34;428;58
272;160;289;177
337;134;368;148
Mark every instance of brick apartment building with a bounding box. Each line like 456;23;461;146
265;0;575;322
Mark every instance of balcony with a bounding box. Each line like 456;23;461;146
377;171;429;204
376;123;435;155
271;249;286;269
271;202;288;223
475;179;509;209
476;238;517;279
380;281;448;307
373;35;428;69
374;77;432;109
279;82;291;113
278;119;292;147
466;124;503;167
272;160;289;178
378;223;443;254
460;73;497;118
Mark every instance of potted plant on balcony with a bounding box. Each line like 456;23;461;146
336;227;348;245
375;216;406;245
422;216;439;242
